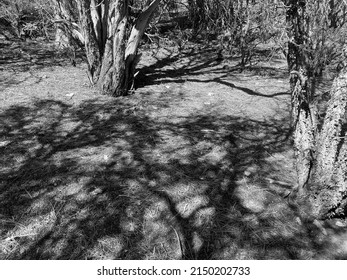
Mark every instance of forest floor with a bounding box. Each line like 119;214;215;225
1;38;347;260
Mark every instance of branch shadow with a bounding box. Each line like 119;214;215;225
136;46;290;100
0;93;340;260
136;46;228;87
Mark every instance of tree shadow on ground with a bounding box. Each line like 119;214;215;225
1;90;340;260
136;45;289;90
136;46;229;86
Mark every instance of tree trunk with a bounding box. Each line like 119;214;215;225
54;0;84;48
96;0;160;96
188;0;205;34
285;0;317;195
97;0;128;96
290;69;317;195
196;0;205;26
308;60;347;218
77;0;102;85
124;0;161;91
285;0;347;219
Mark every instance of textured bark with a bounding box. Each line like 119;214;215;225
285;0;317;193
285;0;308;73
283;0;347;219
97;0;128;96
77;0;102;84
98;0;160;96
308;66;347;218
54;0;84;47
124;0;161;91
290;70;316;194
90;0;107;53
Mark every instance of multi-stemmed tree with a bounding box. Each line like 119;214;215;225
54;0;160;96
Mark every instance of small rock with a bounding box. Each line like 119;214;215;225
103;154;111;162
91;188;103;196
313;219;327;235
65;93;75;99
295;217;302;225
0;140;10;147
283;189;291;198
335;220;347;227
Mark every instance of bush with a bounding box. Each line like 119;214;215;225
0;0;55;40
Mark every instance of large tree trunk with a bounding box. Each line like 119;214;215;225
285;0;347;219
285;0;317;195
99;0;160;96
308;60;347;218
290;69;317;195
96;0;128;95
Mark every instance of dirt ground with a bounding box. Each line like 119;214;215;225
1;39;347;260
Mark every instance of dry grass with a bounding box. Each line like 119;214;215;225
1;39;347;260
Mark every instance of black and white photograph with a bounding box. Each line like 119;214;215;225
1;1;347;274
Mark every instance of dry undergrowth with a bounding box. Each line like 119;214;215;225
1;39;347;260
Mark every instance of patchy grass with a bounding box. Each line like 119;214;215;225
1;39;347;260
